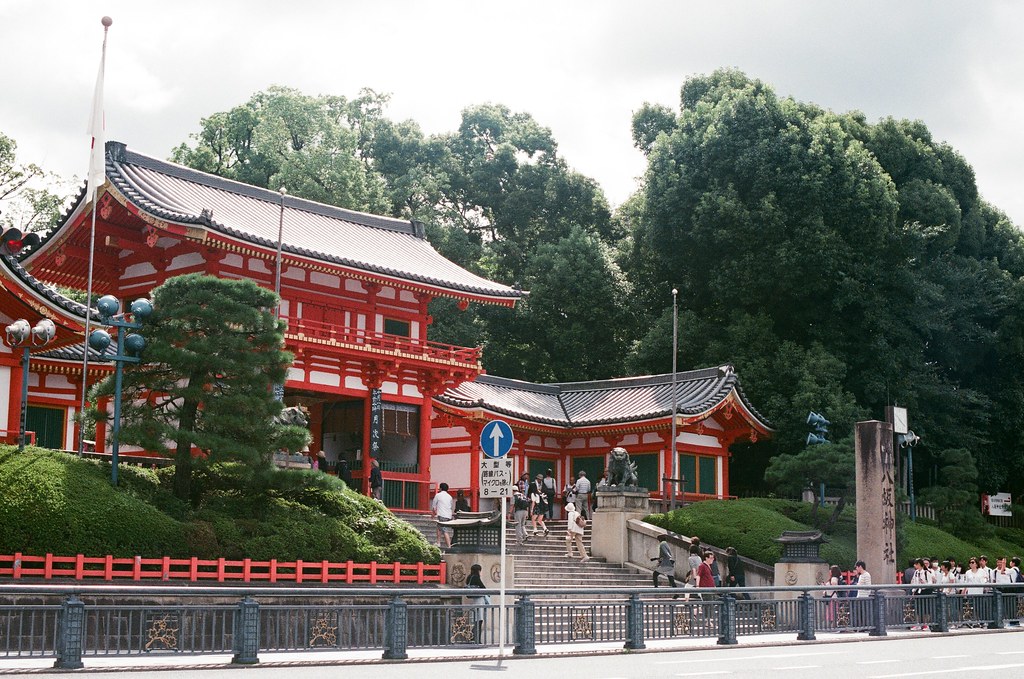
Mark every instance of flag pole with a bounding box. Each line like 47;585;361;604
76;16;112;457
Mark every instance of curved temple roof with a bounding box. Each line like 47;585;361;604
435;365;772;431
28;141;524;303
1;253;96;322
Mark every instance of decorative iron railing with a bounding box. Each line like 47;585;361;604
0;583;1022;668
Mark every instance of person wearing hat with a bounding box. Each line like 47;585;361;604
564;501;589;562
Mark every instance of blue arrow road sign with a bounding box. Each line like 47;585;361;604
480;420;514;459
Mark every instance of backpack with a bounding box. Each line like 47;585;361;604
575;514;586;528
514;495;530;511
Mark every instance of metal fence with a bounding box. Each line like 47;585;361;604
1;583;1022;668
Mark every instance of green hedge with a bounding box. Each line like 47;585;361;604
0;447;438;564
646;498;1024;569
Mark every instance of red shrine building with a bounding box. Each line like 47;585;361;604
1;141;771;511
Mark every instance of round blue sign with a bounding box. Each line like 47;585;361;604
480;420;514;459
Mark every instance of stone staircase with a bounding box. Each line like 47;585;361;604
397;512;656;594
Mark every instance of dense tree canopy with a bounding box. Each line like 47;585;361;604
627;69;1024;522
15;66;1023;529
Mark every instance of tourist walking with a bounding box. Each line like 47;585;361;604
725;546;747;598
564;502;589;561
529;476;550;536
369;458;383;500
431;482;455;549
573;471;592;519
651;534;676;588
337;457;354;488
822;564;842;623
543;469;556;519
465;563;489;642
455;489;471;514
512;488;531;545
696;551;716;588
687;543;702;584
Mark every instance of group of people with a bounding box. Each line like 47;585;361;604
903;554;1024;593
504;470;594;561
650;536;747;597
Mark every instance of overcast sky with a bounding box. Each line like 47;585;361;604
3;1;1022;228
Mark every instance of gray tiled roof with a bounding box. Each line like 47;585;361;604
1;253;97;321
435;365;772;430
95;142;522;301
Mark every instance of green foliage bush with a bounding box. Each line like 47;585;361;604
0;446;438;565
646;498;1024;569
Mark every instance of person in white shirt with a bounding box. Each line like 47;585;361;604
960;557;987;595
993;557;1014;585
431;482;455;549
573;471;592;519
855;561;872;596
564;502;589;562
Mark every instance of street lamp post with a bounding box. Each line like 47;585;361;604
4;318;56;450
669;288;679;511
87;295;152;485
897;430;921;521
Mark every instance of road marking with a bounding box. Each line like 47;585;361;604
658;651;841;664
997;651;1024;655
872;662;1024;678
858;659;901;664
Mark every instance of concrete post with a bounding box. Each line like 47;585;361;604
869;589;887;637
932;590;949;633
383;596;409;660
625;593;646;650
513;595;536;655
231;596;260;665
53;595;85;670
717;594;737;645
855;420;897;584
797;591;816;641
591;489;650;565
991;589;1005;629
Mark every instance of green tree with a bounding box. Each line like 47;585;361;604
623;68;1024;501
481;227;634;381
90;274;304;502
172;86;389;213
0;132;72;233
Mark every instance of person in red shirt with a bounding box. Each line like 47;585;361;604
696;551;717;589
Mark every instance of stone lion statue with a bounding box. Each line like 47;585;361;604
275;405;310;428
607;446;639;487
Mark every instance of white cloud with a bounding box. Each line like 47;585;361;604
1;0;1021;226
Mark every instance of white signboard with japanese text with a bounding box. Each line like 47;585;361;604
479;457;515;498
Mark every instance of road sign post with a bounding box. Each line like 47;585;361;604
478;419;514;664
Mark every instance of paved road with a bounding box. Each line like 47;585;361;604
4;630;1022;679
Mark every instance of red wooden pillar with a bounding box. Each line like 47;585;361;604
4;357;22;440
94;396;108;452
465;421;483;511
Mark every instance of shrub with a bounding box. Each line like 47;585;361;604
0;446;439;565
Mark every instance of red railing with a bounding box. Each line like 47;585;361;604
0;553;446;585
0;430;35;446
282;316;481;367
